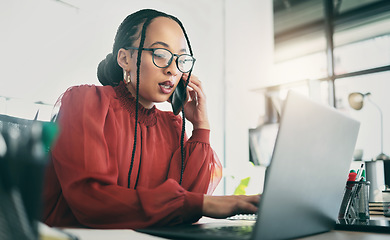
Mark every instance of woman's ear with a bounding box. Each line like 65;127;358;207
117;48;132;70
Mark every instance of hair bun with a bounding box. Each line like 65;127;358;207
97;53;122;86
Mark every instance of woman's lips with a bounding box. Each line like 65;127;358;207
159;81;174;94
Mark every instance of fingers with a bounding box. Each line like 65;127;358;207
188;89;197;102
181;73;210;130
236;195;260;214
202;195;260;219
247;194;261;206
185;74;205;101
237;202;258;215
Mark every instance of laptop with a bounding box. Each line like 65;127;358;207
137;91;361;240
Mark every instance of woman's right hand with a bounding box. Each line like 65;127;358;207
202;195;260;219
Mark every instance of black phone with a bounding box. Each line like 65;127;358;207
169;77;188;115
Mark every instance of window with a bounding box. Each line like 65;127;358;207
272;0;390;160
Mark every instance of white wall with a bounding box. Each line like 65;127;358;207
223;0;274;194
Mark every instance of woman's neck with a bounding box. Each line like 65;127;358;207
125;84;155;109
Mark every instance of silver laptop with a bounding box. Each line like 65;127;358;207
137;91;360;240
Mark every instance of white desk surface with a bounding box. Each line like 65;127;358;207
63;228;165;240
61;217;390;240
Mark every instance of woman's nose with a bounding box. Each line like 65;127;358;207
164;58;180;76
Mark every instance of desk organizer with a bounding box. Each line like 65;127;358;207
338;181;370;221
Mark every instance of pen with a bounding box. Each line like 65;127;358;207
355;163;364;181
338;170;357;219
357;170;370;220
360;169;366;181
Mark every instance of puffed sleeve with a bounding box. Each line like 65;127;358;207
48;86;205;229
168;116;223;195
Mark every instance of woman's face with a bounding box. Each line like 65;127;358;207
126;17;188;108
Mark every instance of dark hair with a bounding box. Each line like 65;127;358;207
98;9;162;86
97;9;193;189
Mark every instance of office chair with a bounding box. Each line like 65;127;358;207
0;114;56;240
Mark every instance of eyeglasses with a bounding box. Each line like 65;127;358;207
125;47;196;73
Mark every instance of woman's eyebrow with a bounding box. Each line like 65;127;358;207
149;41;187;53
150;41;169;48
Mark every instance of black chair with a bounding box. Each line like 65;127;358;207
0;114;54;240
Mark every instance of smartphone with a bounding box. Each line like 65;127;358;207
170;77;189;115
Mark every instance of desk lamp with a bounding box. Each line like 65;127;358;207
348;92;389;160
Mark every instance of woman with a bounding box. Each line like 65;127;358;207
42;9;259;229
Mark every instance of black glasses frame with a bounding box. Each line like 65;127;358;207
125;47;196;73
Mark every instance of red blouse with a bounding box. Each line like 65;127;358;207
42;82;222;229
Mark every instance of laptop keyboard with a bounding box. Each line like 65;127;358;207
227;214;257;221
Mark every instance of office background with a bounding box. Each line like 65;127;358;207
1;0;389;195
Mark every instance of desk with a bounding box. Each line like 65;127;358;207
60;217;390;240
61;228;165;240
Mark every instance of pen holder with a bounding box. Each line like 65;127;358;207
338;181;370;221
383;190;390;217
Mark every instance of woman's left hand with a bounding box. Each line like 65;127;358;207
182;73;210;130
